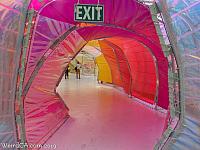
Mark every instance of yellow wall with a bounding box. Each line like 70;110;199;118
95;55;112;83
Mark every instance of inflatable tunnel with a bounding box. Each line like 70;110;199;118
23;0;169;145
0;0;200;149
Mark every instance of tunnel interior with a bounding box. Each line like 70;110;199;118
21;0;170;147
1;0;200;149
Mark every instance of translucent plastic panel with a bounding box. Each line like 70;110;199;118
185;4;200;26
184;0;199;4
0;0;26;147
181;34;197;50
160;0;200;149
168;0;187;15
172;17;191;36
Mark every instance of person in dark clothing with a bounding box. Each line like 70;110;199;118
65;65;70;79
75;62;81;79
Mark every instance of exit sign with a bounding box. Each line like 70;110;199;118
74;4;104;22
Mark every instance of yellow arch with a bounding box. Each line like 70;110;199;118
95;54;112;83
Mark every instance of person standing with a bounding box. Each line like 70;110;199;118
76;62;81;79
65;65;70;79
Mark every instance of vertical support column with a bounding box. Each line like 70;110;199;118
15;9;35;149
150;2;180;116
149;2;181;149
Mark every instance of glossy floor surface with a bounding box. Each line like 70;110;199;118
43;75;166;150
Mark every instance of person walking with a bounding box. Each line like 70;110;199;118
75;62;81;79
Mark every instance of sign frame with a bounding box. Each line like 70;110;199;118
74;4;104;23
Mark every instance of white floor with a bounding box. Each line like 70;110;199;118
43;75;166;150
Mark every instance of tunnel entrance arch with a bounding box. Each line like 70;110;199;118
16;0;173;148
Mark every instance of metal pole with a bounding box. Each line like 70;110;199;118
16;9;35;149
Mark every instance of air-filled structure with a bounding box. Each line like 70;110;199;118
0;0;200;149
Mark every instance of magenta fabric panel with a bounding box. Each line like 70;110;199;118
32;0;160;45
29;0;52;10
156;61;169;108
34;0;151;33
24;15;73;87
24;30;86;145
